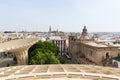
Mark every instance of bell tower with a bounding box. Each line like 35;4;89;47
82;25;88;36
81;25;89;39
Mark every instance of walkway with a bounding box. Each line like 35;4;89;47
0;64;120;80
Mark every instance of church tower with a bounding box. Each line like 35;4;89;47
81;25;89;39
82;25;88;36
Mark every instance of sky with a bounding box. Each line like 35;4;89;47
0;0;120;32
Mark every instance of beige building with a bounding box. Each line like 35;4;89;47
68;26;119;65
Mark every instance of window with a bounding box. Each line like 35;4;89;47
106;52;109;59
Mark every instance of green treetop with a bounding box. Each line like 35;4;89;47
28;41;59;64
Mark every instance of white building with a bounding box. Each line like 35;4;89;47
49;36;66;56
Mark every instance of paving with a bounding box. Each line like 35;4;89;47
0;64;120;80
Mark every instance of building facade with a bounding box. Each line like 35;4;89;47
52;39;66;55
48;36;67;56
68;26;119;65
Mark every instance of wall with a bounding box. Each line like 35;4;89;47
68;36;119;64
95;48;119;63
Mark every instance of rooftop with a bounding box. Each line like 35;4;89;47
49;36;62;40
84;41;108;47
0;64;120;80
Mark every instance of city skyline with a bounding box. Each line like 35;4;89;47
0;0;120;32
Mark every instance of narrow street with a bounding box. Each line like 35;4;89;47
65;58;76;64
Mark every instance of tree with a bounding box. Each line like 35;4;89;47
28;41;60;64
44;52;60;64
29;50;46;64
28;41;59;57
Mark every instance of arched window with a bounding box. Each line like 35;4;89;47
106;52;109;59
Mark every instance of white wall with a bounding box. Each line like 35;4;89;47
112;60;120;68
